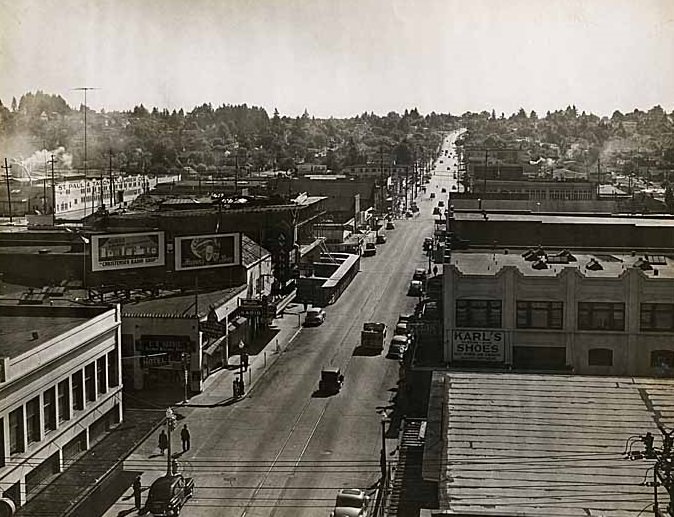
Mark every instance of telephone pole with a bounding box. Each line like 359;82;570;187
73;86;100;216
3;159;12;223
48;154;56;224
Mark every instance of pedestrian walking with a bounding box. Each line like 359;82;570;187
181;424;191;452
158;430;168;455
233;377;239;398
132;475;142;511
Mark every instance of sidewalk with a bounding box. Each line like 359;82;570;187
14;301;306;517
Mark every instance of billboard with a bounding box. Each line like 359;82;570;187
175;233;241;271
92;232;165;272
451;329;506;362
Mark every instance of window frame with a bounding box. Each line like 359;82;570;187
640;303;674;332
577;302;625;331
516;301;564;329
456;299;502;328
588;348;613;366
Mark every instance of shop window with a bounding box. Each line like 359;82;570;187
108;348;119;387
641;303;674;332
85;363;96;402
651;350;674;368
456;299;502;328
97;357;107;394
578;302;625;331
517;301;563;329
43;387;57;433
9;407;24;454
588;348;613;366
58;379;70;422
72;370;84;411
26;397;40;444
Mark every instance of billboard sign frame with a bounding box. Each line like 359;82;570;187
174;233;241;271
91;231;165;272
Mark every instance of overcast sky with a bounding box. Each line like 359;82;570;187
0;0;672;118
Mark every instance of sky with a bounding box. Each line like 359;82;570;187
0;0;673;118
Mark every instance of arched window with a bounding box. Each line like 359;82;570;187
588;348;613;366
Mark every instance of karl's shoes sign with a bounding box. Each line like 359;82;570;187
451;329;506;363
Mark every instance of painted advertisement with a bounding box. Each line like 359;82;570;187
91;232;165;271
175;233;241;271
452;329;506;362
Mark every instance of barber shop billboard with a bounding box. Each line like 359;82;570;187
174;233;241;271
92;232;165;271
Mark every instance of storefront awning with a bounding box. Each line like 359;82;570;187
204;335;227;356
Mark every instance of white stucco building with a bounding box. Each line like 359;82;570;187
0;302;122;508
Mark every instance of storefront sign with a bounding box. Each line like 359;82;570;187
137;335;193;353
92;232;165;271
174;233;240;271
200;321;228;337
452;329;505;362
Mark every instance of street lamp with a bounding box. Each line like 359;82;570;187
165;407;176;475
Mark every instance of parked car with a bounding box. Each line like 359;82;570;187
408;280;424;296
305;307;326;326
387;335;409;360
423;237;434;251
438;200;445;207
394;322;408;336
385;221;395;230
405;210;413;218
319;367;344;395
441;187;447;193
398;313;414;324
376;234;387;244
363;242;376;256
432;207;441;215
330;488;370;517
146;474;194;517
413;268;427;282
430;192;436;199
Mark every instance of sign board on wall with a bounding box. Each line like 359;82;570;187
92;232;165;271
452;329;506;362
174;233;241;271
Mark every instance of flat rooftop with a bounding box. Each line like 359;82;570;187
0;299;112;359
452;211;674;227
121;284;246;319
430;371;674;516
448;249;674;278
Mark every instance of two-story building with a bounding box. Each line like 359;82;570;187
0;301;122;509
443;248;674;376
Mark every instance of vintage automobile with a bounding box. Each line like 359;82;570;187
319;367;344;395
329;488;371;517
441;187;447;193
438;200;445;207
146;474;194;517
305;307;326;326
376;234;387;244
408;280;424;296
413;268;427;282
387;335;409;360
385;221;395;230
432;206;441;215
363;242;377;256
430;192;436;199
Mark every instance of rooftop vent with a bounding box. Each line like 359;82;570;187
634;258;653;271
532;259;548;270
586;258;604;271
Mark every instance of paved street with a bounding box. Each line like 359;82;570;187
102;131;461;517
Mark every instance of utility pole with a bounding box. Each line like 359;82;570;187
109;149;114;207
597;157;601;200
379;147;384;215
73;87;100;217
235;152;239;196
2;158;12;223
49;154;56;224
404;166;409;212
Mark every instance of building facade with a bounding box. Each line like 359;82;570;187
443;249;674;376
0;304;122;508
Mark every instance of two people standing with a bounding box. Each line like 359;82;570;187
157;424;191;455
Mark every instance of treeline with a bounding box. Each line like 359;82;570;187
0;91;453;175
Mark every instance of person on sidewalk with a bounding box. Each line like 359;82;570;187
181;424;191;452
132;475;143;512
158;430;168;455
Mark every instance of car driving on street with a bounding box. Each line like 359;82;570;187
305;307;326;326
330;488;370;517
146;474;194;517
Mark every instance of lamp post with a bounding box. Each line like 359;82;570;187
80;235;90;297
165;407;176;475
